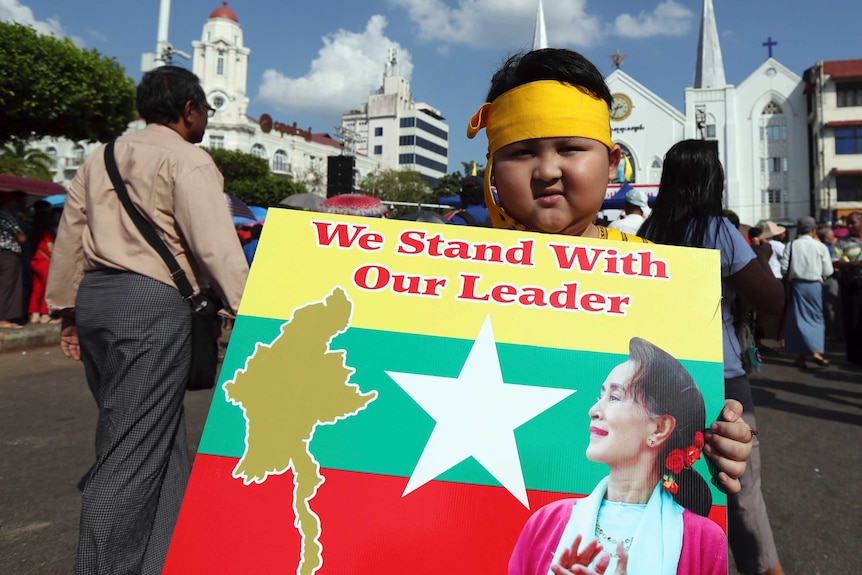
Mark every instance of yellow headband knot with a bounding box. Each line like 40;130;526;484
466;80;614;230
466;80;613;152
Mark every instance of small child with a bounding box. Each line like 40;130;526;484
467;48;755;574
467;48;647;243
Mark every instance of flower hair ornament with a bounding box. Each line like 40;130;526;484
662;431;705;495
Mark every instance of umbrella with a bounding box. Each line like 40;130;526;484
317;194;387;217
224;193;255;220
249;206;268;221
43;194;67;207
279;193;324;211
398;209;448;224
232;215;257;225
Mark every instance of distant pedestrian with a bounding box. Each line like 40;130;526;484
609;187;650;235
759;221;786;280
447;175;490;226
832;211;862;366
46;66;248;575
0;191;26;328
781;215;833;368
817;224;842;339
27;200;57;324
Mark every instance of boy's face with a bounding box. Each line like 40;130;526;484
492;137;621;236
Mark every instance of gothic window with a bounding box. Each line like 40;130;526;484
251;144;266;158
273;150;289;172
761;101;783;115
649;159;662;184
217;55;225;76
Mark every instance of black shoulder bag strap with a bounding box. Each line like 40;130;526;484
103;140;195;301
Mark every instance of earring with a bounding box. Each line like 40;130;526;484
646;437;656;447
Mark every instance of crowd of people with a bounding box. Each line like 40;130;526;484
0;191;63;328
3;45;859;575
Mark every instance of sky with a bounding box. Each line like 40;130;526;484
3;0;860;173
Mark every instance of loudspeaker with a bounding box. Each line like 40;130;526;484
327;155;355;197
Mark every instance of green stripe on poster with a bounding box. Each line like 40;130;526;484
199;316;725;500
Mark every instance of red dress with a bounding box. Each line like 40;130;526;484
28;230;54;315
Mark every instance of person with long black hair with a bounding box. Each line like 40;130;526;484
639;140;786;575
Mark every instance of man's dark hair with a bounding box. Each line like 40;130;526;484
137;66;207;125
486;48;612;107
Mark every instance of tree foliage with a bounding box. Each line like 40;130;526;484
204;147;306;208
433;161;486;201
0;139;54;181
359;169;434;218
0;21;136;144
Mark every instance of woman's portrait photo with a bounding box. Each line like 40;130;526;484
509;337;727;575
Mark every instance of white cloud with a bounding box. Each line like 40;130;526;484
389;0;603;49
612;0;694;38
257;15;413;123
0;0;84;45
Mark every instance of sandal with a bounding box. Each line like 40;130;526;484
812;355;830;367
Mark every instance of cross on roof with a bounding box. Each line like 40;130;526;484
762;36;778;59
610;50;626;69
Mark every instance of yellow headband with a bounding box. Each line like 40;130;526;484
466;81;613;230
467;80;613;152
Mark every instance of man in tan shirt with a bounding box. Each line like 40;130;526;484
46;66;248;575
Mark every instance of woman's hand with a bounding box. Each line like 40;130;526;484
704;399;753;493
550;536;628;575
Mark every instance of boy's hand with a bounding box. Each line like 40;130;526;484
703;399;752;494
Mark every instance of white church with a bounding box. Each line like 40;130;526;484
586;0;808;226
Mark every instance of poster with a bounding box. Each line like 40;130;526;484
164;209;726;574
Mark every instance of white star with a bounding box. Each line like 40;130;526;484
386;315;576;508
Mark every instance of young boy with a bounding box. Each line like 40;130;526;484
467;49;765;574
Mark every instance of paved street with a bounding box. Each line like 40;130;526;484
1;339;860;574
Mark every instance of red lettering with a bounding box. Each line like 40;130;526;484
312;221;370;248
580;292;607;313
607;295;631;315
456;274;490;301
397;230;425;255
353;264;389;290
491;283;518;304
549;244;606;272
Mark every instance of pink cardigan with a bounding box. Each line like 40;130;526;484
508;499;727;575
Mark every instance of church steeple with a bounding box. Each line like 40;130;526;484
532;0;548;50
693;0;726;88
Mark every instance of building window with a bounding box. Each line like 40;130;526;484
837;174;862;201
373;145;383;155
209;135;224;149
399;135;415;146
760;157;788;173
399;153;414;165
400;117;415;128
835;127;862;154
837;81;862;107
273;150;288;172
45;147;57;161
761;189;784;204
416;136;447;157
251;144;266;158
71;144;85;165
374;127;383;136
705;124;716;139
416;118;448;141
217;55;225;76
213;95;225;109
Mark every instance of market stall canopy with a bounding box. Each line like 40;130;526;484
279;193;325;211
0;174;66;198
